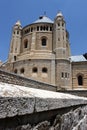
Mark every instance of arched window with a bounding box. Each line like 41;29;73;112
14;69;17;74
14;56;16;61
24;39;28;48
42;67;48;73
78;75;83;86
20;68;24;74
42;38;47;46
58;23;60;26
32;67;38;73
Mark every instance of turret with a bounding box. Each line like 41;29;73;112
53;12;71;59
8;20;22;62
53;12;71;90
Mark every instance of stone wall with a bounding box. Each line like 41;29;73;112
55;59;71;90
23;105;87;130
13;59;54;85
10;105;87;130
72;62;87;89
0;69;56;91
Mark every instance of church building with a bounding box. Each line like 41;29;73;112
1;12;87;90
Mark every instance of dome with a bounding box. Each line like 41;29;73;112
33;16;54;24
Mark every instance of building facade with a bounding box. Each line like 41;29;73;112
1;12;87;90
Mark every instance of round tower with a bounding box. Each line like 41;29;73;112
8;20;22;62
53;12;71;59
53;12;71;90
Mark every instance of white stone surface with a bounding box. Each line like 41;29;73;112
0;82;86;100
0;82;87;119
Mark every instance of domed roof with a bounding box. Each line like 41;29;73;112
33;16;54;24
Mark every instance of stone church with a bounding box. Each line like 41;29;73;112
1;12;87;90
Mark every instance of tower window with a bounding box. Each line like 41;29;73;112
14;56;16;61
42;38;47;46
78;75;83;86
61;72;64;78
20;68;24;74
42;67;48;73
24;40;28;48
62;23;64;27
32;67;38;73
17;31;19;34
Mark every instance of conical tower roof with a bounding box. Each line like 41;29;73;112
15;20;21;26
56;11;63;17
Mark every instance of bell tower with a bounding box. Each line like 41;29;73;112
53;12;71;59
8;20;22;62
53;12;71;90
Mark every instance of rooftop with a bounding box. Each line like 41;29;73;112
70;55;87;62
33;15;54;24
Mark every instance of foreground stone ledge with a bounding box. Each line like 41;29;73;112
0;82;87;119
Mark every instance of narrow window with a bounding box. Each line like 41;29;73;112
17;31;19;34
20;68;24;74
78;75;83;85
37;26;39;31
42;38;47;46
62;23;64;27
42;67;48;73
61;72;64;78
32;67;38;73
14;56;16;61
65;73;67;78
50;27;52;31
40;26;43;31
43;26;45;31
24;40;28;48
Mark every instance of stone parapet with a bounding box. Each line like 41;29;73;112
0;82;87;129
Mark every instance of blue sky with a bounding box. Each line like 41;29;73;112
0;0;87;62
